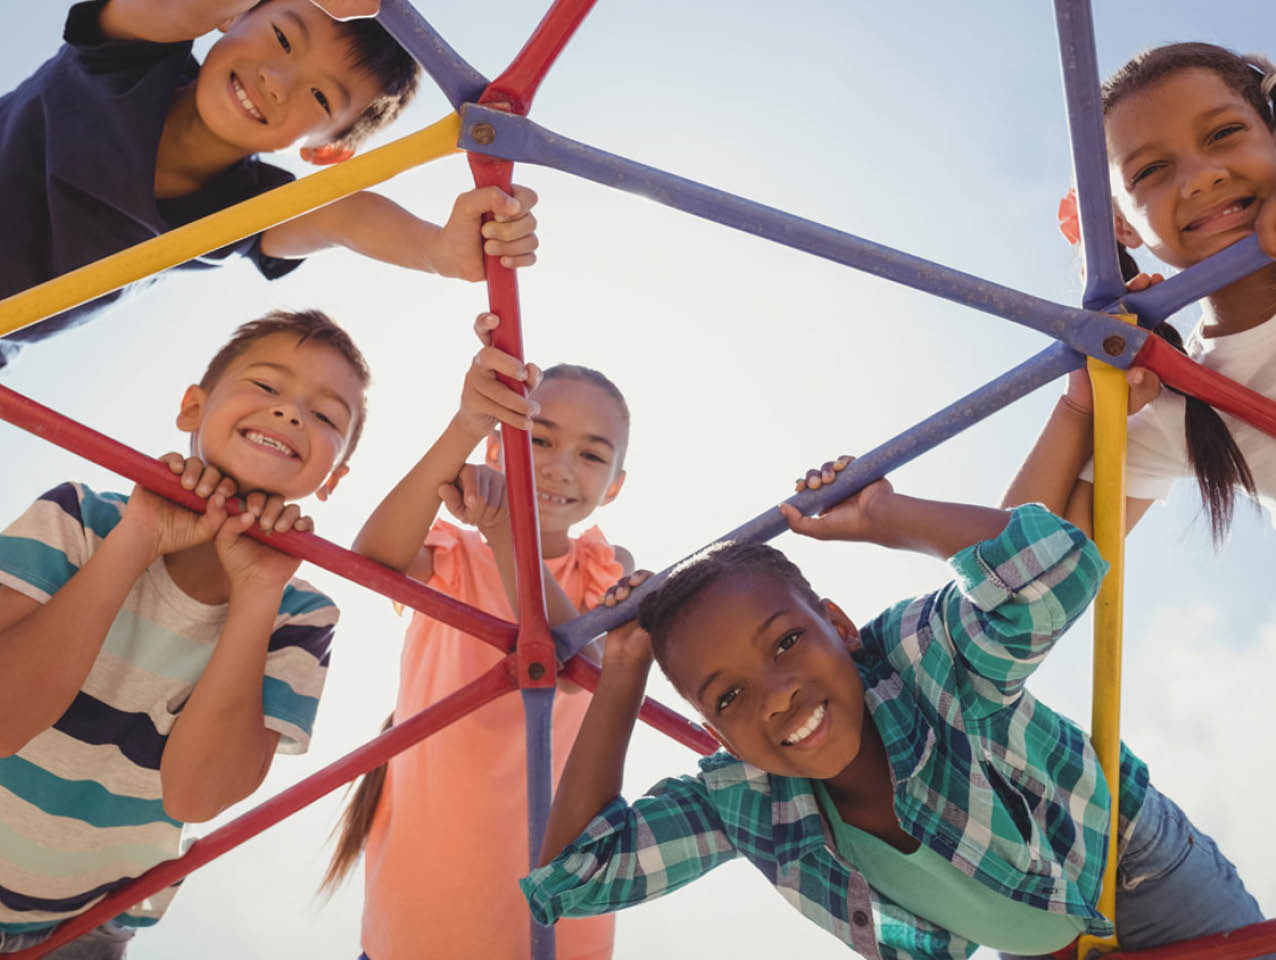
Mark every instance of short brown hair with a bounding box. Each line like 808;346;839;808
200;309;371;466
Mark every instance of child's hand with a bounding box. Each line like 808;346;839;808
309;0;378;18
438;464;509;532
214;492;312;594
121;454;238;558
599;572;655;671
454;327;543;440
1062;272;1164;416
433;185;540;282
779;456;896;543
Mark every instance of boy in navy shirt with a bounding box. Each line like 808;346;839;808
0;0;539;367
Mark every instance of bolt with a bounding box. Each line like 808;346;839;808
528;662;546;681
470;122;495;145
1102;335;1125;357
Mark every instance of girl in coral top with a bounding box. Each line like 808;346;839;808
328;314;632;960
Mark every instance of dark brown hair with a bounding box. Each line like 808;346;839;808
1105;43;1266;545
540;363;631;466
200;309;371;466
638;541;824;678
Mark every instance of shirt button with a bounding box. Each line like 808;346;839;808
852;910;869;927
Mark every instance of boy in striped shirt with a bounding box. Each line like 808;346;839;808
0;310;366;956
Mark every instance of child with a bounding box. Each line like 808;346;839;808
0;309;368;956
521;461;1267;959
0;0;539;368
324;315;632;960
1003;42;1276;544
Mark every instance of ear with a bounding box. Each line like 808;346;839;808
176;385;207;434
315;464;349;502
299;142;356;166
823;599;861;653
1113;209;1144;250
601;468;627;506
484;432;503;468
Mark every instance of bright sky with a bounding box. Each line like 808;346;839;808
2;3;1274;959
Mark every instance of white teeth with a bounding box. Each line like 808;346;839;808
243;430;295;457
537;491;570;505
782;703;826;746
232;75;265;122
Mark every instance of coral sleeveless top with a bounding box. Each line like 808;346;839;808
362;521;622;960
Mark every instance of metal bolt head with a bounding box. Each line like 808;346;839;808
1102;335;1125;357
528;662;546;681
470;122;496;145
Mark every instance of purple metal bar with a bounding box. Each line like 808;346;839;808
1110;235;1272;327
1054;0;1126;310
522;688;556;959
376;0;488;110
456;105;1148;369
554;341;1085;659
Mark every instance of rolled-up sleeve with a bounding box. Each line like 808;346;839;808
941;504;1107;708
521;773;739;924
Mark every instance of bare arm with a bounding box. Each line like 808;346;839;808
99;0;255;42
1000;396;1096;523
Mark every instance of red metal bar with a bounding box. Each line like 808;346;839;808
12;660;518;960
478;0;597;114
562;658;719;755
0;384;518;652
1107;919;1276;960
1134;336;1276;440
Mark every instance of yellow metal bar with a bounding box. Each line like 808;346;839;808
0;112;462;338
1076;313;1134;960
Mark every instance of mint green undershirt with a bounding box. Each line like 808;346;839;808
813;781;1085;954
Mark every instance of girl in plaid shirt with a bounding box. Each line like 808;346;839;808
521;461;1267;959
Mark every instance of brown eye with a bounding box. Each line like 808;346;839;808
312;88;331;115
272;24;291;53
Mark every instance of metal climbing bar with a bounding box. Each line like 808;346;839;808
375;0;488;109
1076;321;1134;959
9;660;519;960
1132;335;1276;438
479;0;596;113
1053;0;1126;310
561;658;717;754
1108;920;1276;959
555;340;1087;661
0;383;519;651
0;114;462;338
456;105;1150;370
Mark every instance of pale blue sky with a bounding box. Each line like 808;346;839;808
1;3;1274;958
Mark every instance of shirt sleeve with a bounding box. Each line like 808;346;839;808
261;583;338;754
0;483;122;603
64;0;192;83
936;504;1107;713
1078;391;1189;502
520;774;739;924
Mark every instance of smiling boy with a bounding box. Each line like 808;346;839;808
0;0;538;368
0;310;366;956
523;466;1268;958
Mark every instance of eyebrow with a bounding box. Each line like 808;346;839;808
244;362;353;416
1117;106;1244;168
694;608;789;706
531;416;616;451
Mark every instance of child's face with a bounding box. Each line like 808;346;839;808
1107;68;1276;269
177;333;363;500
661;573;868;781
196;0;383;156
493;378;628;534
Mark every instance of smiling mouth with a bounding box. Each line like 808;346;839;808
230;73;267;124
782;702;827;746
1183;196;1255;232
537;490;575;507
240;429;298;459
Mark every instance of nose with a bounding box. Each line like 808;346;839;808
763;673;800;722
257;64;288;105
537;451;570;484
1180;157;1228;198
271;404;301;428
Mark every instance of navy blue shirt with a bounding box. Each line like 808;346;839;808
0;1;303;368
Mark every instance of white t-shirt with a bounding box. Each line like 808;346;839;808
1080;315;1276;525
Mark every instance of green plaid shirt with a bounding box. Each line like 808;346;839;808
521;506;1149;959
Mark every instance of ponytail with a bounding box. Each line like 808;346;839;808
320;712;394;894
1118;244;1258;546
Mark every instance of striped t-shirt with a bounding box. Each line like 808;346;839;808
0;483;337;933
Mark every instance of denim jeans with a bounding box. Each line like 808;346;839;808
0;922;133;959
1001;782;1269;960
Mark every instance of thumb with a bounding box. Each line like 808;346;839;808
193;493;230;541
438;482;464;515
455;186;519;223
215;508;255;547
779;502;832;541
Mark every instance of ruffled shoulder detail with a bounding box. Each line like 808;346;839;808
423;520;485;594
570;526;625;611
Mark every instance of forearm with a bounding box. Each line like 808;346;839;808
261;192;447;272
353;418;481;572
160;588;281;822
539;662;649;865
99;0;253;42
870;494;1011;559
1001;397;1094;518
0;528;153;754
